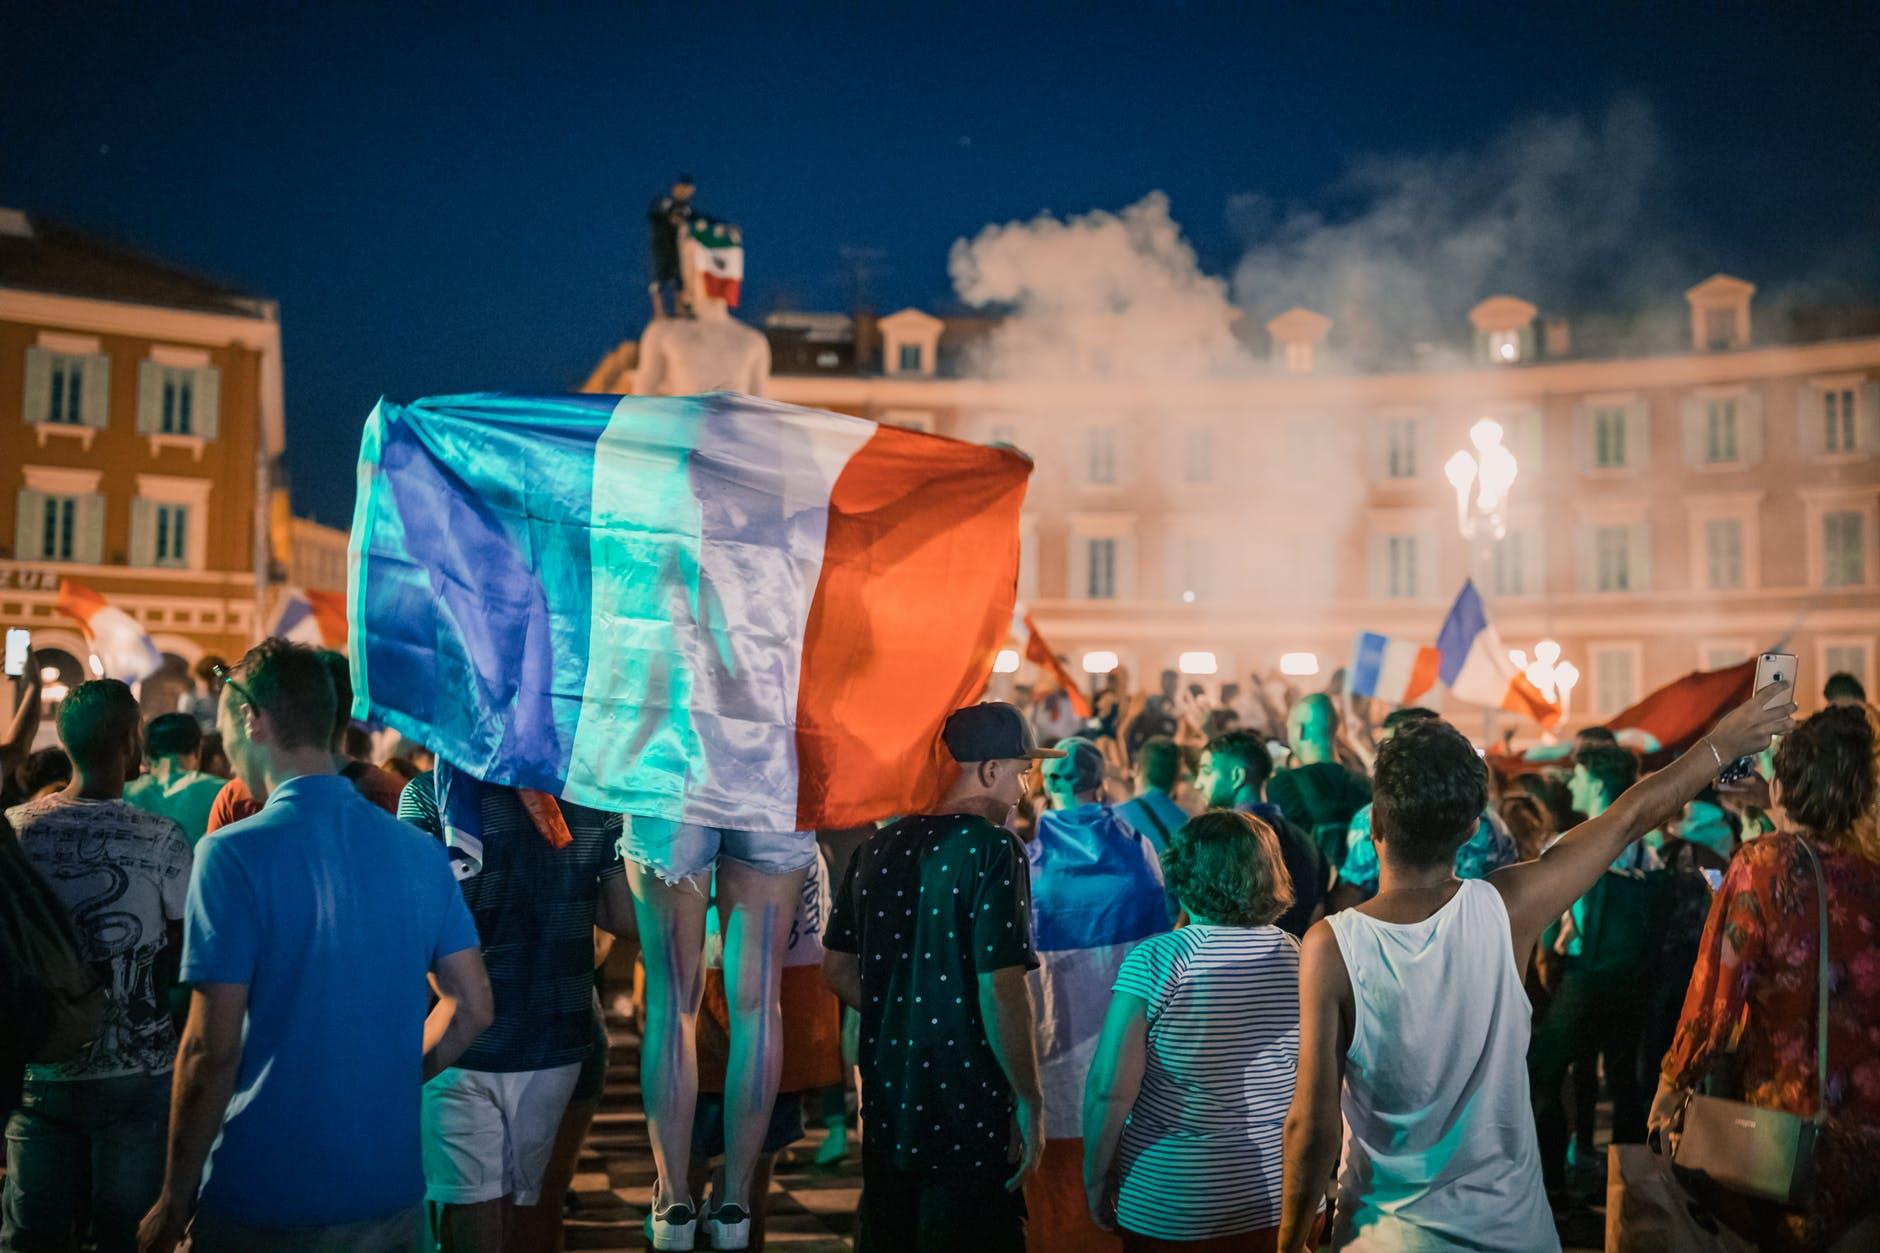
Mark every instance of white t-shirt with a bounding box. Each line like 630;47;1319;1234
8;794;191;1080
1111;924;1304;1238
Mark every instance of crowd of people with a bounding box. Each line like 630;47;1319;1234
1;640;1876;1252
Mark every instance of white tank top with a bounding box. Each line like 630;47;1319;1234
1326;879;1558;1251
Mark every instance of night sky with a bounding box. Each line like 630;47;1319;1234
3;4;1876;526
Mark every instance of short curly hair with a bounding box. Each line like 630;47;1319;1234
1163;810;1294;927
1774;706;1876;839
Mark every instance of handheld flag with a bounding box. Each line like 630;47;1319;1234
349;392;1031;833
267;586;348;649
1023;611;1092;718
55;579;161;683
1610;658;1756;758
1349;631;1440;706
1436;580;1560;726
689;220;743;307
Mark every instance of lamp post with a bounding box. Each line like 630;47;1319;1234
1509;639;1582;725
1443;418;1520;587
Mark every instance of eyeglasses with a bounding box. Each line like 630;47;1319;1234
210;662;259;713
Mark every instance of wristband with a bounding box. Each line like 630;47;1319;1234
1702;737;1724;771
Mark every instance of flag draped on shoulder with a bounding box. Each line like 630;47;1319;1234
1349;631;1440;706
55;578;161;682
1436;580;1560;726
348;392;1032;832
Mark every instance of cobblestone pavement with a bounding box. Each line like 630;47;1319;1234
563;1018;860;1252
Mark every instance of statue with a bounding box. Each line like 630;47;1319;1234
634;222;770;397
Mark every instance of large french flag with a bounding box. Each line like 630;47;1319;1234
56;578;161;682
1436;580;1561;726
348;392;1031;832
1349;631;1440;706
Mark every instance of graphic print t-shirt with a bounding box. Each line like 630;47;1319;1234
7;795;191;1079
825;812;1037;1176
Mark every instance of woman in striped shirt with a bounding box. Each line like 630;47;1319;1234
1082;810;1316;1252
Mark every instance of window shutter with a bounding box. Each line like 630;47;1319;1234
13;489;45;560
1573;405;1592;473
1518;325;1537;362
1681;397;1705;467
129;499;157;567
1367;534;1389;599
77;493;106;564
194;366;221;440
80;353;112;429
1739;390;1764;464
1861;383;1880;454
1574;526;1597;593
1415;533;1435;598
1629;522;1653;592
137;361;164;434
1627;402;1651;471
22;348;51;424
1069;537;1088;601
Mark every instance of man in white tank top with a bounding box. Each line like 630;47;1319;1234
1275;688;1795;1251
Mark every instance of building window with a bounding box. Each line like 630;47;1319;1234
1704;518;1743;590
1592;646;1640;716
1285;341;1313;374
815;350;838;369
1824;511;1866;587
1593;407;1628;469
1824;388;1857;454
46;356;86;424
1594;525;1633;592
1704;307;1736;350
40;496;79;561
1170;533;1213;602
897;344;923;372
1824;643;1870;687
1386;419;1417;479
153;505;189;567
1487;329;1521;363
1086;427;1118;485
1086;538;1117;599
1386;535;1419;598
1490;532;1526;597
1182;425;1213;484
1705;399;1739;463
137;361;221;440
162;374;194;434
1702;643;1751;670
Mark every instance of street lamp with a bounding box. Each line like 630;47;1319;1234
1443;419;1519;542
1509;639;1581;716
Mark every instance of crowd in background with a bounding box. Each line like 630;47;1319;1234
0;643;1875;1252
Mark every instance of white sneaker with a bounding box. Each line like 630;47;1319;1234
647;1198;698;1251
705;1198;752;1249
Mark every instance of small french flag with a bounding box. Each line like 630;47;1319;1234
267;586;348;650
55;578;162;683
1349;631;1441;706
1436;580;1561;726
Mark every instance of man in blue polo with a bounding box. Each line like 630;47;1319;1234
139;640;493;1253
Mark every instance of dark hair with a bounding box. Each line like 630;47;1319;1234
22;746;73;796
1138;736;1181;792
143;712;202;760
1382;706;1440;734
1206;729;1272;791
1163;810;1293;926
1824;671;1867;703
56;680;141;768
198;731;231;778
194;654;227;683
1497;793;1554;862
1574;725;1619;749
1774;706;1876;839
1508;770;1576;833
318;650;353;747
383;756;423;784
1575;744;1639;806
1373;719;1487;867
230;639;337;751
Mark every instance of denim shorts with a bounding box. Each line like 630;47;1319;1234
619;817;818;883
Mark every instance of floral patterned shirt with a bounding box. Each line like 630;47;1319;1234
1662;833;1880;1248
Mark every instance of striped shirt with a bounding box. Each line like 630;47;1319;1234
1111;924;1305;1239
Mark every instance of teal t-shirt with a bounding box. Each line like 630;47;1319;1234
182;774;479;1227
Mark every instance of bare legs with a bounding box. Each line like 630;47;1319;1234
714;858;807;1210
627;863;710;1213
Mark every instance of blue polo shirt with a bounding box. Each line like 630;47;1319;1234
181;773;479;1227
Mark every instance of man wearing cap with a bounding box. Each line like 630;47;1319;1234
1024;738;1170;1252
822;702;1054;1252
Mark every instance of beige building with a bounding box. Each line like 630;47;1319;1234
0;208;284;704
749;276;1878;731
289;515;350;594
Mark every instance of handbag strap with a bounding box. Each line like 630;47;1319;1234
1796;837;1831;1121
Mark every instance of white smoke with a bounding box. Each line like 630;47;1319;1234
1230;99;1693;362
947;192;1252;380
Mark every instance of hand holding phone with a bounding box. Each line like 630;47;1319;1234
1717;652;1795;782
4;629;30;679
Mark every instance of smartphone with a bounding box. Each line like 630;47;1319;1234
1701;867;1725;893
1718;652;1795;783
3;629;28;678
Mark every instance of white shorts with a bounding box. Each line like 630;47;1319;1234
421;1063;581;1205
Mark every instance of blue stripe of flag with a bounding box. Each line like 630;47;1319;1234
1436;579;1488;687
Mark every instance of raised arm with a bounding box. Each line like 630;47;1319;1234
140;983;249;1253
1081;991;1149;1231
1490;684;1794;961
978;965;1044;1191
1281;921;1349;1252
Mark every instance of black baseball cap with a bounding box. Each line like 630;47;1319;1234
943;701;1066;763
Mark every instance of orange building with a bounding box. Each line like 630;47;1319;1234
0;208;283;708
